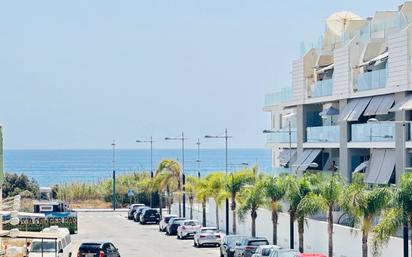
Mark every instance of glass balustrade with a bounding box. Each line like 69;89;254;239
351;122;394;142
264;87;292;107
312;79;333;97
356;68;387;91
266;129;296;144
306;126;339;143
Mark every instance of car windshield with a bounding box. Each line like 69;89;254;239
30;241;57;252
201;229;217;234
145;210;157;215
248;240;268;246
226;236;246;246
261;248;272;256
172;219;185;224
164;216;176;222
184;221;199;226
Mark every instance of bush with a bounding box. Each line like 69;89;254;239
2;173;39;199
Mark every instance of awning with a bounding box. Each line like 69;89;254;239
292;149;322;173
316;63;334;74
359;51;388;67
364;149;395;184
363;94;395;116
319;106;339;116
339;97;372;121
389;94;412;112
353;161;369;173
278;149;297;165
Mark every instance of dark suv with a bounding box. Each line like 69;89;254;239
133;206;149;222
127;204;145;220
140;208;160;224
77;242;120;257
220;235;248;257
234;237;269;257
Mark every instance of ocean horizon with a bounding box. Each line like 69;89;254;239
3;148;272;186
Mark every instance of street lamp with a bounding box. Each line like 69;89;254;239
112;140;116;211
136;137;155;208
165;132;188;218
263;113;295;174
204;128;231;235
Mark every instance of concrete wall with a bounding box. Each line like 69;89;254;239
173;200;408;257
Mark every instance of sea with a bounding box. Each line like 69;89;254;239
3;149;272;186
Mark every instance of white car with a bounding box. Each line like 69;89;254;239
159;214;177;232
193;227;221;247
29;227;72;257
252;245;281;257
177;219;201;239
268;249;300;257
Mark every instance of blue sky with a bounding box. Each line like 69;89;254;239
0;0;403;149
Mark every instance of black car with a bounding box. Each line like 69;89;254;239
133;206;150;222
77;242;120;257
220;235;248;257
140;208;160;224
127;204;145;220
166;217;186;235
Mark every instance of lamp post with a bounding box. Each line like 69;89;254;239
136;137;155;208
112;140;116;211
196;139;201;178
205;128;231;235
165;132;187;218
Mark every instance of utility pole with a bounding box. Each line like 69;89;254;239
112;140;116;211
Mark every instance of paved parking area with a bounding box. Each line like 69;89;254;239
67;211;219;257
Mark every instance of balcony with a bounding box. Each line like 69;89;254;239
351;122;394;142
356;68;387;91
264;87;292;107
306;125;339;143
312;79;333;97
266;129;296;144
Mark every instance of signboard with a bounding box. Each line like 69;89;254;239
3;212;78;234
127;189;134;197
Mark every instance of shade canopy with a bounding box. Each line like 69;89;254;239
278;149;297;165
319;106;339;116
363;94;394;116
353;161;368;173
359;51;388;67
389;94;412;111
339;97;372;121
327;11;363;36
364;149;395;184
292;149;322;173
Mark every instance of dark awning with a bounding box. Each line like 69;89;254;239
364;94;394;116
292;149;322;173
319;107;339;116
364;149;395;184
339;97;372;121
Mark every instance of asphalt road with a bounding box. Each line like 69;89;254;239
66;211;219;257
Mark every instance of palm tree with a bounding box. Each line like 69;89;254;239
207;172;226;230
226;169;254;234
372;173;412;257
185;176;198;219
238;178;265;237
341;174;391;257
262;175;286;245
284;174;312;253
297;174;344;257
155;159;182;215
194;177;211;227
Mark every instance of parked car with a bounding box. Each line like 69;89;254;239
251;245;281;257
127;204;145;220
159;214;177;232
220;235;248;257
77;242;120;257
234;237;269;257
140;208;160;224
166;218;186;235
294;254;326;257
268;249;299;257
193;227;221;247
29;227;72;257
133;206;150;222
177;219;201;239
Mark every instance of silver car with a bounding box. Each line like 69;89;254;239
193;227;221;247
268;249;300;257
252;245;281;257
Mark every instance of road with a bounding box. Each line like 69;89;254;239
67;211;219;257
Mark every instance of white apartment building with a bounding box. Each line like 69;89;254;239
264;2;412;184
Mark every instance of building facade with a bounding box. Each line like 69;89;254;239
264;3;412;184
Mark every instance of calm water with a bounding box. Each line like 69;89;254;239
4;149;271;186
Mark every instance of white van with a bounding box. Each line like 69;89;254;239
28;226;71;257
